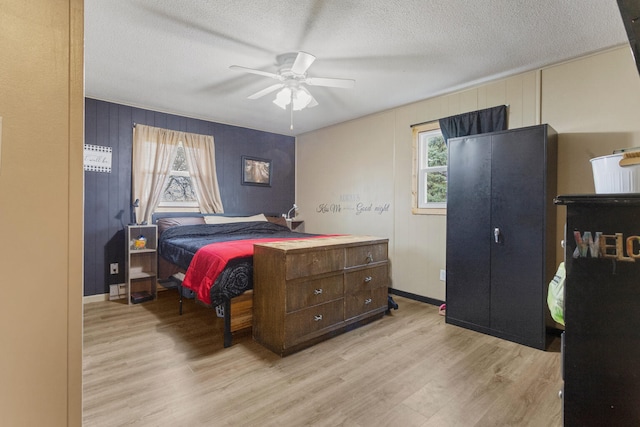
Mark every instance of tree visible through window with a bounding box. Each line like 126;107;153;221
160;141;198;206
419;129;447;206
413;123;447;212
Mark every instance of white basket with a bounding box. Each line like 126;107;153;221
590;153;640;193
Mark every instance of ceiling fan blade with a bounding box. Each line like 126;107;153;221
305;77;355;89
291;51;316;75
247;83;284;99
229;65;280;80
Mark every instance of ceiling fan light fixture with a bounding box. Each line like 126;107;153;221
292;87;313;111
273;87;292;109
273;86;314;111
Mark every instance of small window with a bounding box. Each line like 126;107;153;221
159;141;199;208
412;122;447;214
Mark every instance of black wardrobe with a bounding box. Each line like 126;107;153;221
445;124;558;350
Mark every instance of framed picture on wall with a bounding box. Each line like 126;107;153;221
242;156;272;187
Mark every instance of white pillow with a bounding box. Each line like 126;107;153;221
203;213;268;224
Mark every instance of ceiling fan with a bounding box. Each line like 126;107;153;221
230;51;355;129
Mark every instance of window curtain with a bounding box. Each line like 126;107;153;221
438;105;508;142
132;124;224;224
182;132;224;214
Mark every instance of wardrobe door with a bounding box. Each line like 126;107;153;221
446;135;492;328
489;127;546;347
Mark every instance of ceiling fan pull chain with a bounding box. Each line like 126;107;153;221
290;92;294;130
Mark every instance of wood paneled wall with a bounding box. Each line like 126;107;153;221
84;98;295;296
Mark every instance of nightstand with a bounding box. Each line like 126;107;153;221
287;219;304;232
125;224;157;304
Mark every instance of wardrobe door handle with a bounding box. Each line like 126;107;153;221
494;227;500;243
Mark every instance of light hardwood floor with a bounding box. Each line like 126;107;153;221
83;291;563;426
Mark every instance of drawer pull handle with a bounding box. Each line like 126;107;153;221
314;288;323;295
314;314;323;321
366;253;374;263
364;298;372;305
364;276;372;283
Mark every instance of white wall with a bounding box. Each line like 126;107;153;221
297;46;640;302
295;111;396;237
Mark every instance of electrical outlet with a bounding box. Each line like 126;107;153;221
110;263;119;275
439;269;446;281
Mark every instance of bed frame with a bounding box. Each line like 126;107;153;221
152;212;280;347
153;213;395;349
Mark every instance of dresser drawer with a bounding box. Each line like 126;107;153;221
284;299;344;345
344;264;388;293
285;248;344;280
345;286;388;320
345;243;388;268
286;274;344;313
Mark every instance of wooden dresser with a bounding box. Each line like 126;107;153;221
252;235;389;356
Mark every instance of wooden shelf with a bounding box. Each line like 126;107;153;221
129;248;156;254
125;224;158;305
130;271;157;280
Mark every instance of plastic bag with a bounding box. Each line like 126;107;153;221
547;262;565;326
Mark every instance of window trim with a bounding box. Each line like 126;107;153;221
412;121;446;216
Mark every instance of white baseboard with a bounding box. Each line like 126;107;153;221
83;293;111;304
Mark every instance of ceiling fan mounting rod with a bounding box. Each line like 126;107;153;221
283;79;302;89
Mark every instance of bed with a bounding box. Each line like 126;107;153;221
154;213;323;347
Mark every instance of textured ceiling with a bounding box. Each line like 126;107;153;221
85;0;629;136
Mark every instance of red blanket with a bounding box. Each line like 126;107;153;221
183;236;331;304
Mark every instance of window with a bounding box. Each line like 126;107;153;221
158;141;198;208
412;122;447;214
133;124;223;223
418;129;447;207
